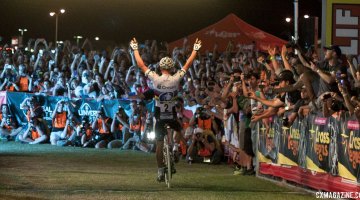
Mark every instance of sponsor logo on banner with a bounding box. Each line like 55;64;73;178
315;130;330;161
78;103;98;122
205;29;241;38
268;117;273;123
347;120;360;130
244;31;266;39
348;131;360;169
42;106;53;121
315;117;327;125
288;127;300;156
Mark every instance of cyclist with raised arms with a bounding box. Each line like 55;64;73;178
130;38;202;182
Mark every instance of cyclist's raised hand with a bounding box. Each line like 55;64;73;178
193;38;202;51
130;38;139;50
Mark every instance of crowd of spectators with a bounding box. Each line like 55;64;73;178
0;37;359;176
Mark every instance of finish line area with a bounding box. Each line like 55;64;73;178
0;142;313;200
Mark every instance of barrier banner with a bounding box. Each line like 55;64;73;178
327;116;341;176
306;113;335;173
7;92;32;126
272;116;281;164
0;91;7;104
224;114;237;143
6;92;154;129
338;114;360;183
258;119;272;163
257;116;278;163
278;115;300;166
298;117;308;169
74;99;102;123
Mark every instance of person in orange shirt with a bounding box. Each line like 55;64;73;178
0;78;19;91
50;100;68;145
110;106;128;148
55;114;80;146
186;128;222;164
189;107;217;132
0;104;22;140
18;117;48;144
174;101;192;157
77;116;92;147
15;64;32;92
0;64;18;91
120;113;151;152
90;108;112;148
19;96;44;121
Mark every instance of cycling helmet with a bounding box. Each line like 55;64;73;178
159;57;175;70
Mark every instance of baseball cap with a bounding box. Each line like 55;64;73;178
193;127;204;134
324;45;342;57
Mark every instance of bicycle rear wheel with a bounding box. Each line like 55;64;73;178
164;135;171;188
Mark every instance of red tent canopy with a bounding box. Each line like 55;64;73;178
169;13;287;53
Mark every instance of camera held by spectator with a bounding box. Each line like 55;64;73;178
97;105;105;119
195;131;203;140
195;107;210;120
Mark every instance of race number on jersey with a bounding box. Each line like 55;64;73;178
157;92;175;119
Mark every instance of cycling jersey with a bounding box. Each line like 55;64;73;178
145;69;186;120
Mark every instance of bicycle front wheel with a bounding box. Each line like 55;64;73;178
164;135;171;188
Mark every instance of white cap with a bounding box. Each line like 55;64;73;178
193;128;204;134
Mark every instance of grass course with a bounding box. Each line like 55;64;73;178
0;142;315;200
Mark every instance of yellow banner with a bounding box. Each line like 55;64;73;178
278;153;298;166
306;156;326;173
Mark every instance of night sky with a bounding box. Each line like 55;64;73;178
0;0;322;45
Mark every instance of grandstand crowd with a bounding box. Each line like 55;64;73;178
0;37;359;176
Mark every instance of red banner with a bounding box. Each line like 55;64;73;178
260;163;360;199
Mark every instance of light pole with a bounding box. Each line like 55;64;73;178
18;28;27;46
294;0;299;43
284;17;293;41
74;35;83;47
50;9;65;46
285;14;319;50
18;28;27;36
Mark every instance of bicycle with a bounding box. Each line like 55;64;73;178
163;124;176;188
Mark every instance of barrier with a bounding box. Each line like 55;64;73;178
226;111;360;197
5;92;154;127
0;91;6;104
